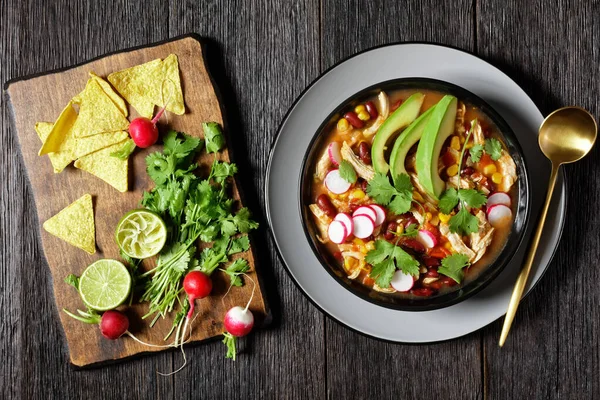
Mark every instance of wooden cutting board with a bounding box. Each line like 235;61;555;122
5;35;270;367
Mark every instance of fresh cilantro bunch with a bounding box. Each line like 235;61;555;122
438;188;487;235
365;239;420;288
366;173;414;215
438;253;470;283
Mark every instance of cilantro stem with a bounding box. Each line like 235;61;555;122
457;119;477;189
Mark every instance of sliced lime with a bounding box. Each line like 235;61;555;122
115;209;167;259
79;259;131;311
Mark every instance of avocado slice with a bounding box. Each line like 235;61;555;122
371;93;425;176
389;107;434;185
415;95;458;199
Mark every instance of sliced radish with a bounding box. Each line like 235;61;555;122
352;206;377;224
352;215;374;239
368;204;386;226
328;142;342;166
390;270;415;292
328;220;348;244
416;230;438;249
334;213;353;236
487;192;512;207
487;204;513;227
324;170;351;194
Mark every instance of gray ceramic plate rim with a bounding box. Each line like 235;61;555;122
265;42;566;343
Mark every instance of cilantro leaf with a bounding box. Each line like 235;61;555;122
221;258;250;287
438;188;459;214
210;160;238;184
388;195;411;215
228;236;250;255
220;219;238;237
366;173;397;204
369;258;396;288
338;160;357;184
110;139;136;160
365;239;394;265
65;274;79;290
469;144;484;163
401;223;418;238
484;138;502;161
365;239;419;287
393;173;413;193
391;246;420;276
231;207;259;233
438;253;470;283
448;207;479;235
163;130;203;160
458;189;487;209
366;173;413;215
145;152;173;186
203;122;225;153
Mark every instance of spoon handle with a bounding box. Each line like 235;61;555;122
499;163;560;347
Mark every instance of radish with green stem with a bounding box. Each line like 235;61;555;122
222;273;256;360
128;103;168;148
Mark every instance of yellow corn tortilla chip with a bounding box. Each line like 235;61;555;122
73;130;129;159
35;122;76;173
43;193;95;254
71;79;130;138
107;54;185;118
108;58;162;119
74;141;128;192
88;72;128;116
38;101;78;156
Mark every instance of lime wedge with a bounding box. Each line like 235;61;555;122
79;259;131;311
115;209;167;259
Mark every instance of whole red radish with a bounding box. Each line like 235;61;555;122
100;310;130;340
128;105;167;148
183;271;212;318
224;306;254;337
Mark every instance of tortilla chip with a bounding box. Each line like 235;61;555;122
73;130;129;159
35;122;76;173
43;193;95;254
107;54;184;118
108;58;162;119
38;101;78;156
71;79;130;138
74;141;128;192
89;72;128;116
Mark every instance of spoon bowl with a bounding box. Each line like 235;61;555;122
539;107;598;164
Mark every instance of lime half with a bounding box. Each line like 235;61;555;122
79;259;131;311
115;209;167;259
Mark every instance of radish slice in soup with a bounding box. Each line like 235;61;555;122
368;205;386;226
324;170;351;194
334;213;353;236
328;220;348;244
352;206;377;224
352;215;374;239
487;204;512;227
487;192;511;207
328;142;342;166
390;270;414;292
417;230;438;249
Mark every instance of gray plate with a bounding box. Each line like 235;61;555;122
265;43;566;342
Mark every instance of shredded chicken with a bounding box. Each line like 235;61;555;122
473;120;485;145
373;283;396;293
409;172;438;205
447;175;475;190
341;141;375;181
364;92;390;136
496;151;517;192
315;148;332;180
455;102;466;136
330;197;352;214
469;210;495;263
439;223;476;259
412;209;425;225
342;252;364;279
309;204;332;243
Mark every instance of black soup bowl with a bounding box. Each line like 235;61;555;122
299;78;530;311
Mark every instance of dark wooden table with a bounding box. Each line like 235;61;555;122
2;1;598;399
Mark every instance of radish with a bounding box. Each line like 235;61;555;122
334;213;353;236
487;192;512;207
328;220;348;244
222;272;257;360
352;206;377;224
324;169;352;194
183;271;212;319
128;104;168;148
487;204;513;227
390;270;415;292
416;230;438;249
328;142;342;166
368;204;386;226
352;215;375;239
100;310;129;340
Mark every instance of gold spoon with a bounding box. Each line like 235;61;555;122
499;106;597;347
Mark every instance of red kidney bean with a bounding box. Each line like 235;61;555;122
316;194;336;218
404;217;418;229
365;101;378;119
412;288;435;297
440;277;458;287
426;268;439;278
344;111;364;129
401;238;426;253
358;142;372;165
384;222;398;240
429;280;444;290
461;166;475;176
422;256;441;268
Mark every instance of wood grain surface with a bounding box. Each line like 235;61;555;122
1;0;598;398
5;35;269;367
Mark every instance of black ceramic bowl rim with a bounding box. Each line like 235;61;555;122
299;77;530;312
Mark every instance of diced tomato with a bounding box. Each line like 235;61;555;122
441;150;456;167
333;251;344;262
478;153;493;167
429;246;451;259
363;276;375;287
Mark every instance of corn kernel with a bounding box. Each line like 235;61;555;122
447;164;459;177
438;213;451;223
350;189;365;199
483;164;497;176
353;238;364;246
430;215;440;226
339;191;349;199
425;212;433;221
444;242;453;251
450;136;461;150
396;225;404;235
491;172;503;184
413;191;424;202
337;118;350;132
360;246;368;254
354;104;366;114
357;110;370;121
365;241;375;251
465;141;474;149
460;136;466;144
